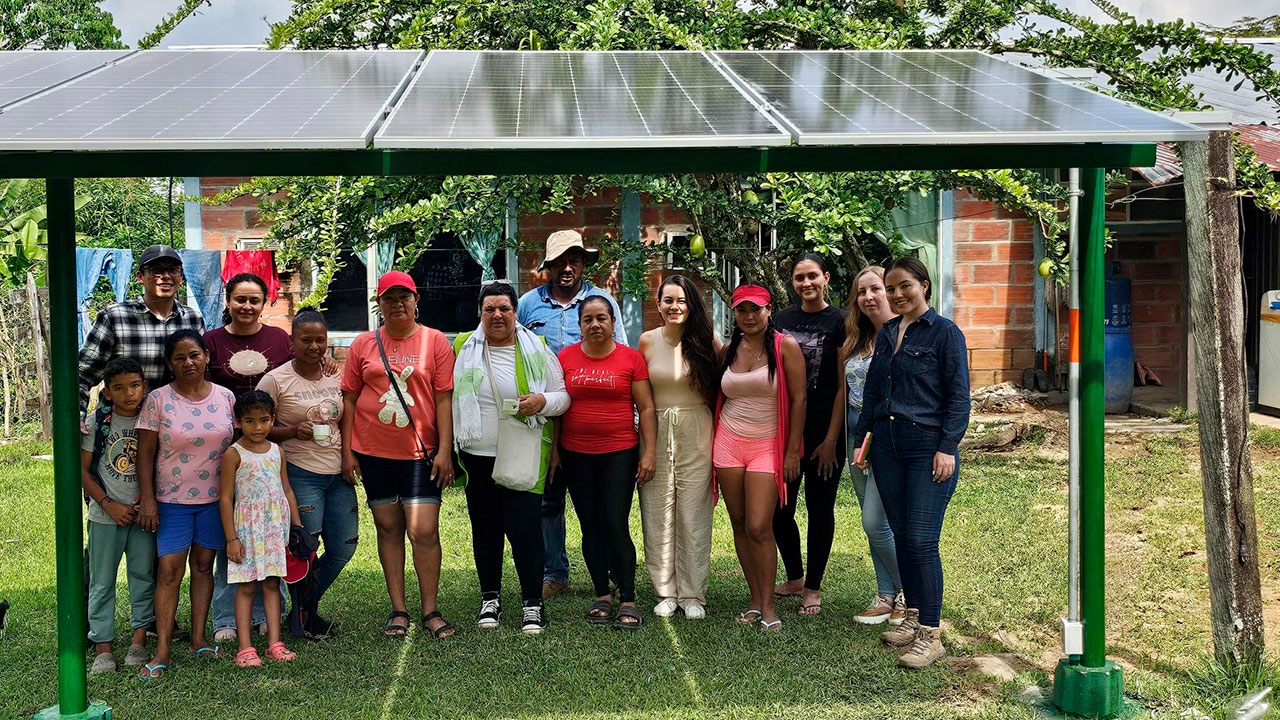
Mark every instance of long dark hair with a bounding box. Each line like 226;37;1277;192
884;256;932;302
221;273;269;326
657;275;717;403
790;252;830;303
720;299;778;382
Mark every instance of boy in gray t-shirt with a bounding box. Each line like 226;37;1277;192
80;358;155;673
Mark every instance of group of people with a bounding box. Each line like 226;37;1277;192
76;226;969;681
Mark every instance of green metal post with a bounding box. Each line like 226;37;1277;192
38;177;110;720
1052;168;1125;717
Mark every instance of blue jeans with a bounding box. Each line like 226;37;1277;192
213;552;281;630
542;477;570;584
289;463;359;602
847;408;901;598
870;417;957;628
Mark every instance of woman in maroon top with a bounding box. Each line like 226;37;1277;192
204;273;293;642
556;295;657;629
204;273;294;396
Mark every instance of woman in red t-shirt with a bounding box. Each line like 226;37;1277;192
555;295;657;629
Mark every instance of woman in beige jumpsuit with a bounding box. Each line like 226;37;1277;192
636;275;720;619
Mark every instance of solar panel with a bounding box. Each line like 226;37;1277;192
0;50;422;150
0;50;131;108
374;50;792;149
711;50;1203;145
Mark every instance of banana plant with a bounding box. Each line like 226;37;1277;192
0;179;88;289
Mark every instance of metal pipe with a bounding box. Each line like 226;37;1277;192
1067;168;1081;624
48;177;87;713
1079;167;1109;668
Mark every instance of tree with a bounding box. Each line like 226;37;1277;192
1203;15;1280;38
0;0;122;50
245;0;1278;307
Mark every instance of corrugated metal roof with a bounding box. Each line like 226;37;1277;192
1130;125;1280;187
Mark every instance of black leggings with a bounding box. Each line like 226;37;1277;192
562;446;639;603
462;453;545;604
773;453;843;592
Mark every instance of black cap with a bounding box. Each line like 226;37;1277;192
138;245;182;270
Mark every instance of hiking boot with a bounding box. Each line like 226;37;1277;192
477;596;501;629
881;608;919;646
542;580;570;600
521;603;546;636
854;595;894;625
898;624;945;669
889;592;907;626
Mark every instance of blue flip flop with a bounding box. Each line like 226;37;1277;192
138;662;167;680
192;646;220;656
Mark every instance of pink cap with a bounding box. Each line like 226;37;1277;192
730;284;771;308
376;271;417;298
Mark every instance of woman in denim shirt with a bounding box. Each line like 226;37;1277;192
852;256;969;670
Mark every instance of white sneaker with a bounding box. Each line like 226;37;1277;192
477;597;501;629
680;601;706;620
255;622;268;636
854;595;894;625
653;599;679;617
213;628;237;643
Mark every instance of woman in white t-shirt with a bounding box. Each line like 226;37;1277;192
451;282;569;636
256;310;350;639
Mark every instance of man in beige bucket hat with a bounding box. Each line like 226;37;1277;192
517;229;627;600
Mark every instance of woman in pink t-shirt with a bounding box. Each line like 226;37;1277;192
135;329;236;678
556;295;657;630
340;271;457;639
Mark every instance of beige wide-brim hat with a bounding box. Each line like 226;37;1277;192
538;229;600;271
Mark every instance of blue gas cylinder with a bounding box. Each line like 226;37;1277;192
1104;262;1133;414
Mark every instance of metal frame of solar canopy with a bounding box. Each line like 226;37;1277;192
11;48;1208;720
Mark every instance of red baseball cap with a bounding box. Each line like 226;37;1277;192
284;550;314;585
731;284;771;308
376;271;417;298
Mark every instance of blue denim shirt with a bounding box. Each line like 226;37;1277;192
852;308;970;455
516;281;628;355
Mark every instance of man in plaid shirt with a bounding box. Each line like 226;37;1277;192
78;245;205;424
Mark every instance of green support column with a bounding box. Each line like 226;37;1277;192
37;178;110;720
1053;168;1125;717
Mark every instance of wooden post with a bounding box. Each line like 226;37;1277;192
26;272;52;441
1180;132;1266;664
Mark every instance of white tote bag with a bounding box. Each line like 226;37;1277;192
484;344;543;491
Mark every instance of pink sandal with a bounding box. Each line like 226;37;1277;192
264;641;296;662
234;648;262;667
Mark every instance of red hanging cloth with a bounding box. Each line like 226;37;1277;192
221;249;280;303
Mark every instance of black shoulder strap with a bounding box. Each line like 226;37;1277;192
374;327;430;460
85;402;112;503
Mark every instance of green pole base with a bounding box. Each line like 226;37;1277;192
35;700;111;720
1052;658;1126;718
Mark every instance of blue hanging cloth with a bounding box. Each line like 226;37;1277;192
177;249;224;331
76;248;134;346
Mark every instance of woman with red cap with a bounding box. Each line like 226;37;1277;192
714;284;805;632
340;271;458;639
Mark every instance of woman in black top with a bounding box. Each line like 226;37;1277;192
852;256;969;669
772;253;847;616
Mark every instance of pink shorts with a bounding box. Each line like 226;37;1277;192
713;426;777;474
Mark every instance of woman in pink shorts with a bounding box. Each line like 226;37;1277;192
714;284;805;632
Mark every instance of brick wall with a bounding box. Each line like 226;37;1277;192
950;189;1037;388
198;176;301;335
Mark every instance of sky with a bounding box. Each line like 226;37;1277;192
102;0;1280;49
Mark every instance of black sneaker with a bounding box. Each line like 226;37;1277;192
521;603;546;636
145;620;190;643
477;596;501;629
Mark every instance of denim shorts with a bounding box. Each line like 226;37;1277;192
156;501;225;557
353;451;443;507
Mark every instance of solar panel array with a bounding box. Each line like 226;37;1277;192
0;50;421;150
712;50;1204;145
375;51;792;148
0;48;1203;151
0;50;130;108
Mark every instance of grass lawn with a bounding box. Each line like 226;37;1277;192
2;428;1279;719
